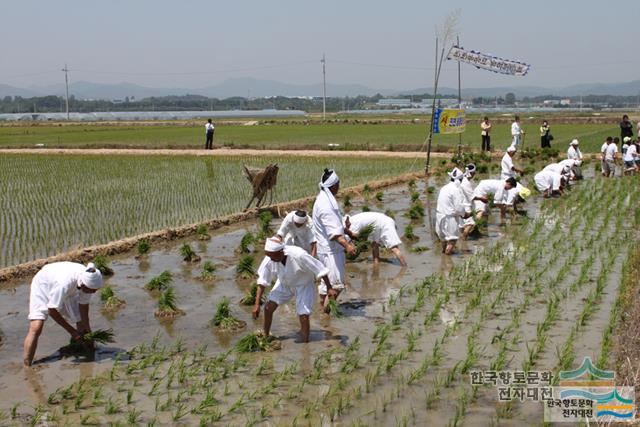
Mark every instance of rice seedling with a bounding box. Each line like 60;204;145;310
343;194;352;209
361;204;370;212
409;245;429;253
211;297;246;330
127;407;143;424
406;202;425;219
92;254;114;276
100;286;125;312
236;255;255;279
104;397;120;415
240;283;265;305
200;261;216;281
426;186;436;194
407;179;416;190
238;232;255;253
196;224;211;240
404;224;417;240
255;211;273;240
137;239;150;255
327;299;343;317
410;191;420;203
179;243;200;263
155;286;183;318
145;270;172;291
235;332;281;352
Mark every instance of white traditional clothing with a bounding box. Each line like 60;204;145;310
459;176;476;228
346;212;402;249
266;246;329;315
472;179;509;213
256;256;279;287
28;262;94;322
534;170;562;193
567;145;582;161
511;121;522;147
501;152;516;180
276;211;316;253
435;181;470;241
313;178;346;295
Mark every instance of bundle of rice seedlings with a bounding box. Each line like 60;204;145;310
343;194;352;209
235;331;281;352
361;205;370;212
60;328;116;355
236;255;255;279
410;191;420;203
179;244;200;263
404;225;417;240
92;255;114;276
155;287;183;318
409;245;429;253
407;179;416;190
326;299;343;317
375;191;384;202
196;224;211;241
406;202;425;219
200;261;216;281
239;283;265;306
211;298;246;330
145;270;172;291
256;211;273;241
137;239;150;255
238;232;255;254
100;286;125;312
346;224;374;260
426;186;436;194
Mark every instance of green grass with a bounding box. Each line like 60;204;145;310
0;122;617;153
0;153;420;268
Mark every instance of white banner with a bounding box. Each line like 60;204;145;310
447;46;530;76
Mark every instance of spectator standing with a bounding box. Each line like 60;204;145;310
511;115;524;149
539;120;552;148
205;119;215;150
480;117;492;152
620;115;633;141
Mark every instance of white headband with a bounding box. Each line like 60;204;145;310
81;262;103;290
319;170;340;190
264;238;285;252
293;212;307;224
448;168;463;180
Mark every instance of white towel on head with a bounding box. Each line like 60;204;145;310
264;238;285;252
81;263;103;289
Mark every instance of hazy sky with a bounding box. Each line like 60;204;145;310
2;0;639;90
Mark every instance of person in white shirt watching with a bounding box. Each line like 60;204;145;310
204;119;215;150
511;115;525;148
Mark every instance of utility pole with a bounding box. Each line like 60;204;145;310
456;35;462;158
321;53;326;120
62;64;70;120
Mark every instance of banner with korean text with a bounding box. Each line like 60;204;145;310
433;108;466;134
447;46;530;76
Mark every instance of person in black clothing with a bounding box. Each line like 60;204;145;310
620;114;634;141
540;120;552;148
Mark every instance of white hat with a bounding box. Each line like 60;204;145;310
448;168;464;181
81;263;103;290
293;211;307;225
264;238;285;252
570;139;579;146
507;145;517;153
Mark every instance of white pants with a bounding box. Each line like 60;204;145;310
28;278;80;323
268;281;316;316
435;213;460;242
459;216;476;228
317;251;346;295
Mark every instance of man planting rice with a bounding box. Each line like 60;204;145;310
472;177;517;220
23;262;103;367
275;210;317;256
312;169;356;308
435;168;472;255
344;211;407;266
261;238;333;343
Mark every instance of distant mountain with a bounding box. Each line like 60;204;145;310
1;78;639;100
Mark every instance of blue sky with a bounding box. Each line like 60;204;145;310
1;0;639;90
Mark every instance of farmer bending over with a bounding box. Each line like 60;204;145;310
344;212;407;266
23;262;103;367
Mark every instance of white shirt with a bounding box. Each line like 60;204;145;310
256;256;278;287
436;181;469;217
501;153;515;180
312;189;344;254
481;121;491;136
473;179;508;204
534;170;561;192
567;146;582;161
604;143;618;161
272;246;329;289
511;122;521;137
205;122;215;133
276;212;316;253
346;212;397;246
623;144;637;162
459;176;475;203
33;262;92;310
601;142;609;157
504;183;524;206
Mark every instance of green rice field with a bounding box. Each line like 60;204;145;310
0;153;422;268
0;121;619;153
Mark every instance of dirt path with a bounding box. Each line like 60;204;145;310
0;147;470;159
